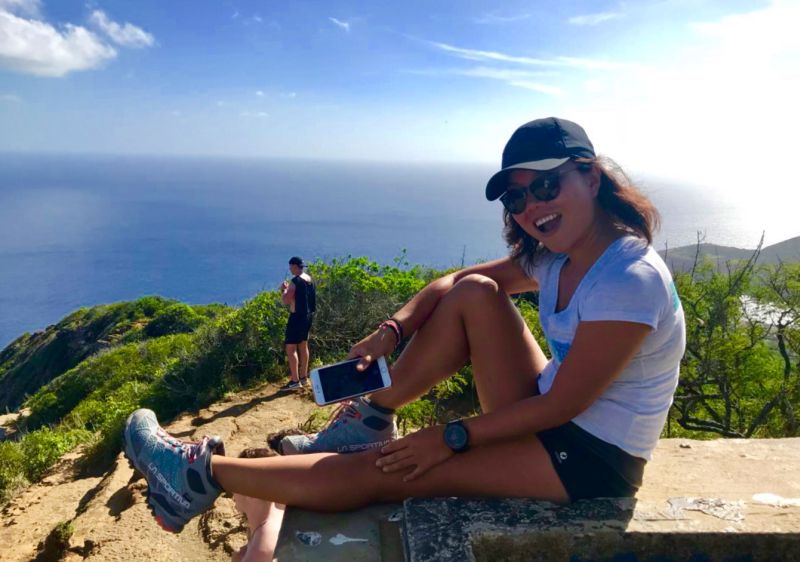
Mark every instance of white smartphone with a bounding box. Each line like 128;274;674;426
310;356;392;406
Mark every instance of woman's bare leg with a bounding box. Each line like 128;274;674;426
227;275;565;511
373;274;548;412
212;433;568;511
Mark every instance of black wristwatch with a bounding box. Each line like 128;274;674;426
444;419;470;453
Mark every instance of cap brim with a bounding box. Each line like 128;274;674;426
484;157;570;201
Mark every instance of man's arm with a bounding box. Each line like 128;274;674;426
281;281;295;305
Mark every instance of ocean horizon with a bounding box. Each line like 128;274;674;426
1;152;796;348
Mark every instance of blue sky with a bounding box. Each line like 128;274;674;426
1;0;798;191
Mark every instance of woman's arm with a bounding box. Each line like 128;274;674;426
377;319;651;480
467;319;651;446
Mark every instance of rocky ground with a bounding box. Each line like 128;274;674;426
2;385;800;561
0;383;321;562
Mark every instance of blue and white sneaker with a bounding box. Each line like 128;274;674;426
123;408;225;533
279;397;397;455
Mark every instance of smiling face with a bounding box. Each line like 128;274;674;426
507;163;604;255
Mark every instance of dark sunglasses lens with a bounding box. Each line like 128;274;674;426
500;189;527;214
531;175;560;202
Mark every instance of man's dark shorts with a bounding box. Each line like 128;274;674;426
285;313;313;344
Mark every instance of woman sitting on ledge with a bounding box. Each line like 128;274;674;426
123;117;686;534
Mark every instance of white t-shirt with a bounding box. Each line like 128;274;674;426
523;236;685;460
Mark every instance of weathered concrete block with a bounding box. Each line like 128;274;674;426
403;497;800;562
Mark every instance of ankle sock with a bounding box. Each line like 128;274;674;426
365;398;394;415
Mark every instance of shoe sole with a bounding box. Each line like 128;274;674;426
123;410;184;534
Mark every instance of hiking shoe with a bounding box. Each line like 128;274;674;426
123;408;225;533
278;379;303;392
279;397;397;455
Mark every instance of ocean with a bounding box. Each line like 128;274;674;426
0;153;796;348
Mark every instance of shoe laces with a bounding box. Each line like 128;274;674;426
154;429;209;460
318;400;359;435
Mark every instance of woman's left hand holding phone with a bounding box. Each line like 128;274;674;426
347;325;398;371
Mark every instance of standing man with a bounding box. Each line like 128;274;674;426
280;256;316;391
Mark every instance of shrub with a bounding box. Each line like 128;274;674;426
145;304;204;337
0;441;27;502
19;427;92;482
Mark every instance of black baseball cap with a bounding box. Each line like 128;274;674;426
485;117;596;201
288;256;304;267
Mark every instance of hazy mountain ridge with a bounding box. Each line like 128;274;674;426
659;235;800;272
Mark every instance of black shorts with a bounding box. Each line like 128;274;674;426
538;421;646;501
285;313;312;344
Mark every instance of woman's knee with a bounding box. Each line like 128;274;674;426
446;274;503;305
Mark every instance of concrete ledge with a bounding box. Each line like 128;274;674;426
274;438;800;561
403;438;800;562
403;497;800;562
274;503;403;562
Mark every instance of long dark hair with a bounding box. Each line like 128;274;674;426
503;156;661;263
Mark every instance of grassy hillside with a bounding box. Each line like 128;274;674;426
0;297;228;411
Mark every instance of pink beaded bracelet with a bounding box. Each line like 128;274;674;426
379;319;402;345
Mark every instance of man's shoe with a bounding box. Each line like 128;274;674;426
280;397;397;454
123;408;225;533
278;379;303;392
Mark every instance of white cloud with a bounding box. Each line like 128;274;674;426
568;12;623;26
0;9;116;76
473;13;530;25
430;41;627;70
0;4;154;76
0;93;21;102
240;111;268;118
450;66;561;95
0;0;40;17
329;17;350;32
89;10;154;48
256;90;264;97
281;91;297;98
506;80;562;95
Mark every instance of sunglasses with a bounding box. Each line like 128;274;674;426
499;164;591;215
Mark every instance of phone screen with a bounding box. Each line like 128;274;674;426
317;359;386;402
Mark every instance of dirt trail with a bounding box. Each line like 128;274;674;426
0;383;319;562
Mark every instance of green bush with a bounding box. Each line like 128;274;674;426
145;304;205;338
0;441;27;502
19;427;93;482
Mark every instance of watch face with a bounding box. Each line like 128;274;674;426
445;424;468;451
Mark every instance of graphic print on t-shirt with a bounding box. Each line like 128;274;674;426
547;338;572;363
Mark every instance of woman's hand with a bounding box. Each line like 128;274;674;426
376;425;453;482
347;326;397;371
